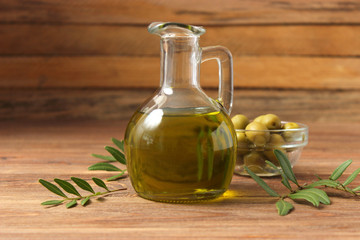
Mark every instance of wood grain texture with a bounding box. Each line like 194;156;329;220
0;119;360;239
1;56;360;89
1;0;360;25
0;0;359;92
1;89;360;123
1;24;360;56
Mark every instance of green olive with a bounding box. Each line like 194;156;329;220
268;134;285;146
244;151;265;173
245;122;270;147
283;122;300;129
244;151;265;166
231;114;249;129
259;114;281;130
236;131;250;155
283;122;301;141
263;134;286;166
253;115;265;123
236;131;248;145
264;149;286;166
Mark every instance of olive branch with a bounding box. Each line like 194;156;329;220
39;177;127;208
246;149;360;216
39;138;128;208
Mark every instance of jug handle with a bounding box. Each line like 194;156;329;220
201;46;233;114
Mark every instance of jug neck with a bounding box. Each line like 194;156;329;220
160;36;201;89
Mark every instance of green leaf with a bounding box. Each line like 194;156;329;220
305;179;340;188
289;190;319;207
92;178;109;191
54;178;82;197
105;146;126;164
91;153;116;162
81;196;90;206
352;186;360;192
39;179;67;198
276;200;294;216
244;166;280;197
304;188;331;205
66;200;77;208
274;149;299;186
112;138;125;152
88;162;121;171
289;188;330;207
266;160;292;191
41;200;64;206
280;176;292;191
329;159;352;181
71;177;95;194
343;168;360;186
106;170;127;181
265;160;280;172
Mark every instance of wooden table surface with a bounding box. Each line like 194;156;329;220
1;119;360;239
1;0;360;238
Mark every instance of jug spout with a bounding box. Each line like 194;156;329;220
148;22;205;37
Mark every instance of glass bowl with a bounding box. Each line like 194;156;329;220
234;121;308;177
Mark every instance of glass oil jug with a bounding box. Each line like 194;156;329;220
124;22;236;202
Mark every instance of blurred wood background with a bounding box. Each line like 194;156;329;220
1;0;360;122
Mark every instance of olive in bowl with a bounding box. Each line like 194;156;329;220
232;114;308;177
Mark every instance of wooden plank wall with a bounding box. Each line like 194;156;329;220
0;0;360;121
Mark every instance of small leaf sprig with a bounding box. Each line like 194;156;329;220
89;138;127;181
39;177;127;208
40;138;128;208
245;149;360;216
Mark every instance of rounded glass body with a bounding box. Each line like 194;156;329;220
125;106;236;202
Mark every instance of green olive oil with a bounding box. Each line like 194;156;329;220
124;108;236;202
